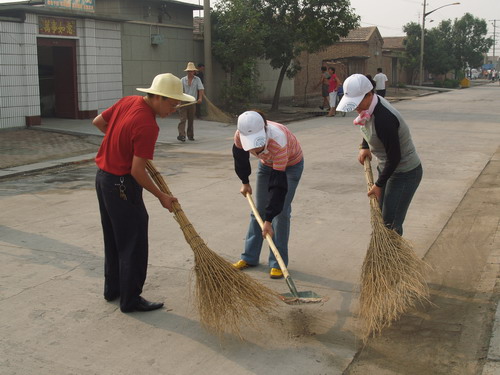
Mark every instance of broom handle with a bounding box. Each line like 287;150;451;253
245;193;291;279
363;158;380;209
363;158;374;189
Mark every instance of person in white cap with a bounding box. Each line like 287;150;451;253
177;62;205;142
92;73;195;313
337;74;422;235
232;110;304;279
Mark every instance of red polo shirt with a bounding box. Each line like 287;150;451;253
95;96;159;175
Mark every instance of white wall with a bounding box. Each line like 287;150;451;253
0;14;122;129
78;19;122;113
0;14;39;129
256;59;294;101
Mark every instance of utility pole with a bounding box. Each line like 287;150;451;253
490;20;499;62
419;1;460;86
203;0;213;98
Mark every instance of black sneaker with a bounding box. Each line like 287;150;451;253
188;137;195;141
177;135;186;142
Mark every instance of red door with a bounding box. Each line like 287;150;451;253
37;38;78;118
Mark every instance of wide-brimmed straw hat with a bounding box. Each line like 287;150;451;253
184;62;198;71
136;73;195;102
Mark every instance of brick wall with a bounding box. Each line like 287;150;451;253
294;36;384;103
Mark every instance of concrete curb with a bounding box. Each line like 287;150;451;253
0;153;96;179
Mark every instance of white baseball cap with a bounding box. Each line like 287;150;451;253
237;111;267;151
336;74;374;112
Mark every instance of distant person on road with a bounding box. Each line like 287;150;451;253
178;62;204;142
316;66;331;110
327;67;342;117
337;74;422;235
92;73;195;313
373;68;388;98
231;110;304;279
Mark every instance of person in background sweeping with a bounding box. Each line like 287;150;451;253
336;74;422;235
93;73;195;313
177;62;204;142
232;110;304;279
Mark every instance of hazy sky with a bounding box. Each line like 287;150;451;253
0;0;498;53
188;0;500;54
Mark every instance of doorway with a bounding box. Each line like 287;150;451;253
37;38;78;118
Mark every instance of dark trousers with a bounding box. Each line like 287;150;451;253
376;89;386;98
379;164;423;235
95;169;149;312
178;105;195;139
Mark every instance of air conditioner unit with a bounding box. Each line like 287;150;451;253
151;34;164;45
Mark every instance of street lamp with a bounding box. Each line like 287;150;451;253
419;1;460;86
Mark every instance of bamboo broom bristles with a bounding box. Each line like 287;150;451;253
360;159;429;341
145;160;278;338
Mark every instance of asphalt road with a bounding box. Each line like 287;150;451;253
1;83;499;374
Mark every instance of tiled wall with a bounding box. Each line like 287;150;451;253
0;14;39;129
0;14;122;129
77;19;122;113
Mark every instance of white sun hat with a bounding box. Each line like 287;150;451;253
336;74;374;112
137;73;195;102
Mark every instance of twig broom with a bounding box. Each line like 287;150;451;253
145;160;278;338
360;158;429;341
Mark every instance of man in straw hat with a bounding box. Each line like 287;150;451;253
177;62;204;142
232;110;304;279
93;73;195;313
337;74;422;235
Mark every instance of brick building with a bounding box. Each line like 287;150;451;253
381;36;411;86
294;26;384;104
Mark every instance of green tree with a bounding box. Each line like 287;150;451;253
425;20;456;75
212;0;267;74
212;0;267;111
451;13;493;76
403;14;493;84
261;0;359;110
401;22;421;84
212;0;359;111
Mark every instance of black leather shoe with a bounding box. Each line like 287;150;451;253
134;297;164;312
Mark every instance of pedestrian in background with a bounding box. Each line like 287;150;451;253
178;62;204;142
327;67;342;117
232;110;304;279
93;73;195;312
316;66;330;110
373;68;388;98
337;74;422;235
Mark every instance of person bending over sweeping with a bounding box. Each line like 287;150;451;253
93;73;195;313
232;110;304;279
337;74;422;235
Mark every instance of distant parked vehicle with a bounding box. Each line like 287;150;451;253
469;69;480;79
